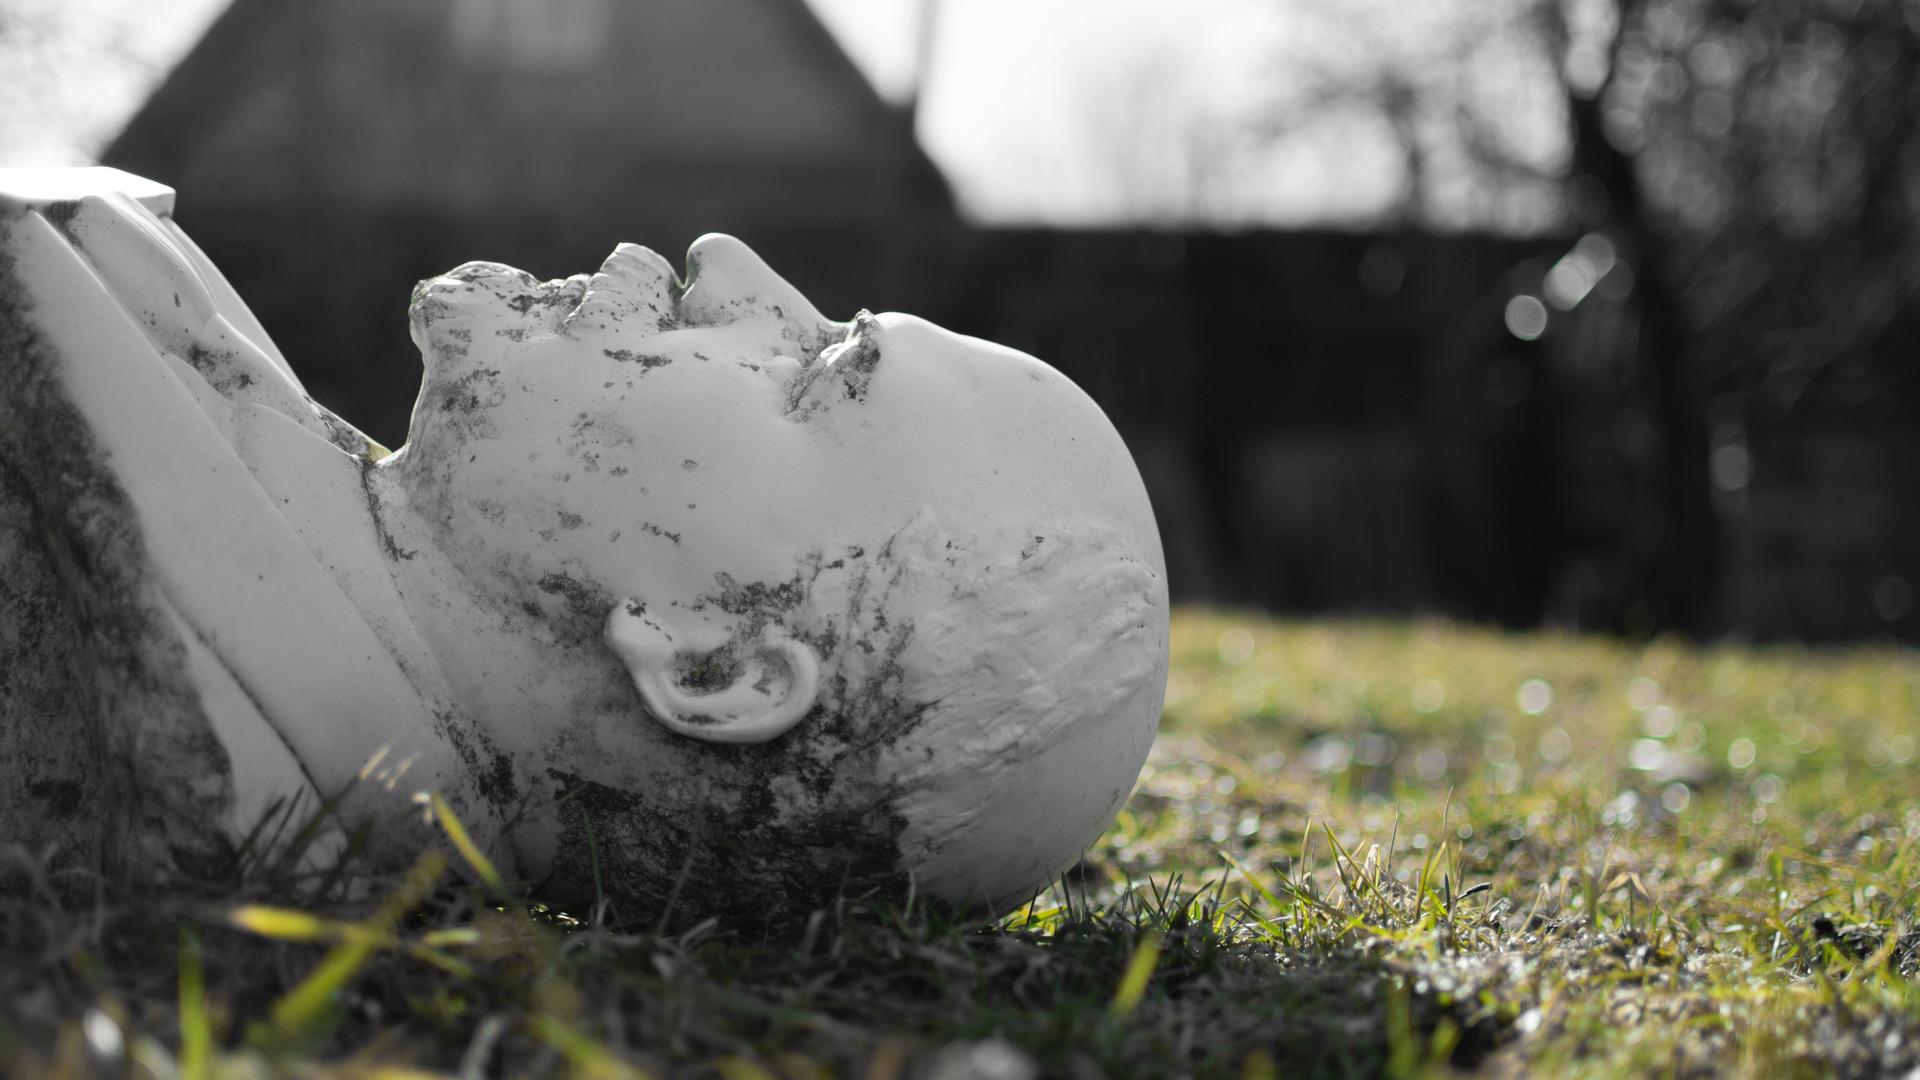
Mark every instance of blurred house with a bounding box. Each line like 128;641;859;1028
107;0;957;442
102;0;1916;641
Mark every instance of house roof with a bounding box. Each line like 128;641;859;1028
105;0;952;216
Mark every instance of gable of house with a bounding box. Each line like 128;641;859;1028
107;0;942;227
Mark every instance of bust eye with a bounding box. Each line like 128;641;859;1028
781;311;884;420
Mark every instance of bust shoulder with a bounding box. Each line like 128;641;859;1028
0;169;481;882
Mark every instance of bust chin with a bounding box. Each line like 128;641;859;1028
0;168;1168;918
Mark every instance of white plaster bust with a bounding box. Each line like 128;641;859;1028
0;168;1167;916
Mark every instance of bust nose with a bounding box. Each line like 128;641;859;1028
679;234;838;352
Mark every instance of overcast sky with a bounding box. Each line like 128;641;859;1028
0;0;1573;230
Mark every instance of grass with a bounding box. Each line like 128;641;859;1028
5;609;1920;1077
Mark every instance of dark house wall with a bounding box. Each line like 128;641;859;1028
938;229;1567;622
1721;371;1920;641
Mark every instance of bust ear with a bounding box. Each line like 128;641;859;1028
604;600;820;745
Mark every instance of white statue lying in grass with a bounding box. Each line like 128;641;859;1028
0;168;1167;917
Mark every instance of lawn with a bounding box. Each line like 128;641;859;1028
6;610;1920;1078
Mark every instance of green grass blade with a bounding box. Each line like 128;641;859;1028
177;927;212;1080
530;1014;653;1080
1108;932;1163;1020
423;791;506;895
259;851;447;1046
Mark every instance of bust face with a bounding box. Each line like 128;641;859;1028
394;236;1168;914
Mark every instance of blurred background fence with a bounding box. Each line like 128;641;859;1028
5;0;1916;641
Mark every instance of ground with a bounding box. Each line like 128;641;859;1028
5;609;1920;1078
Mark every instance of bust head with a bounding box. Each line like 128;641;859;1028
395;237;1169;913
0;166;1166;915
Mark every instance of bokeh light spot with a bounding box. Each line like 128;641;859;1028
1872;576;1913;622
1517;678;1553;715
1503;294;1549;340
1710;444;1751;491
1630;737;1669;771
1626;675;1662;711
1727;736;1757;770
1216;627;1255;666
1661;782;1692;813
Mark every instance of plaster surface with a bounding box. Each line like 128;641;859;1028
0;167;1168;916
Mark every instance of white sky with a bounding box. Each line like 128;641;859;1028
0;0;1573;230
